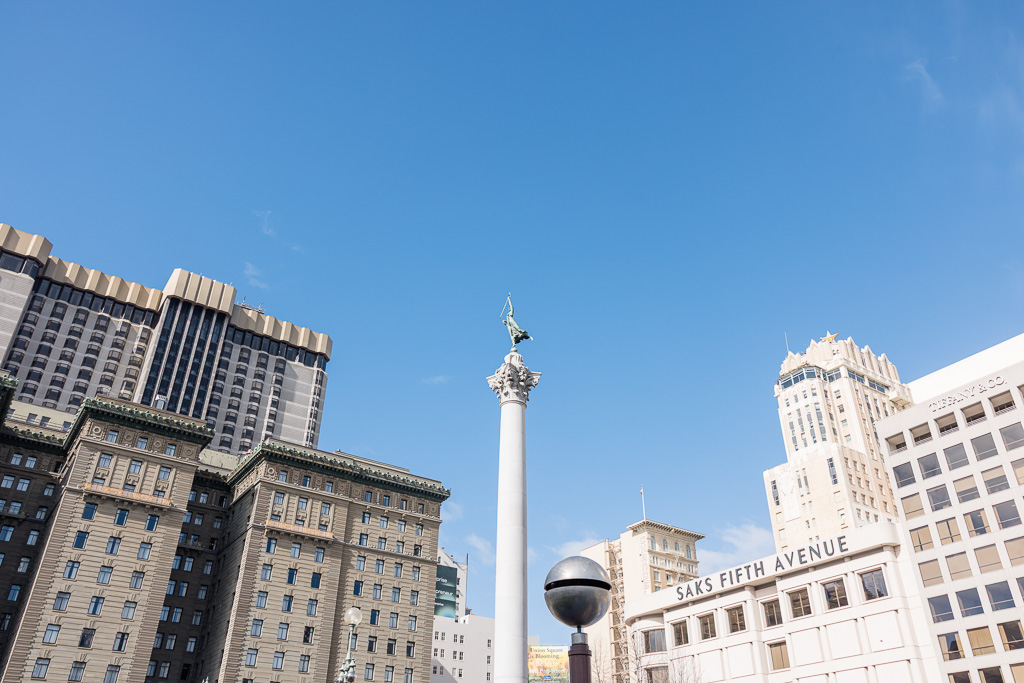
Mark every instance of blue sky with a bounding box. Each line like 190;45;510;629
3;2;1024;645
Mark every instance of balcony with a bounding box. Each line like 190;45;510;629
82;482;173;508
266;519;334;541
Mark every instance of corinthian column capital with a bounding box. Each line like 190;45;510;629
487;352;541;405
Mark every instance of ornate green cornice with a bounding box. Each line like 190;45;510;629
229;440;450;502
0;372;18;425
65;397;214;447
0;424;67;454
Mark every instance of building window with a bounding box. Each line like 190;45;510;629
998;620;1024;650
726;606;746;633
114;509;129;526
938;632;965;660
88;596;104;615
986;581;1016;610
901;494;924;520
757;600;780;628
967;626;997;655
926;485;952;511
928;595;955;622
965;509;991;537
936;518;962;544
956;588;984;617
698;613;716;640
767;641;790;671
112;631;129;651
32;658;50;679
642;629;666;652
789;588;812;617
42;623;60;643
672;620;689;645
995;500;1022;529
53;592;70;611
860;569;887;600
365;664;375;680
72;531;89;549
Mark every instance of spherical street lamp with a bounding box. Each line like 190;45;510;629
335;607;363;683
544;557;612;683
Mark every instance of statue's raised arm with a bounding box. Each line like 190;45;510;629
501;294;531;351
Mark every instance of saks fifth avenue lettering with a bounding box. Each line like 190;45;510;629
675;535;849;602
929;376;1005;412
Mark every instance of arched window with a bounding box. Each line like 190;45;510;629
650;537;657;551
685;545;692;559
662;540;668;551
674;542;680;552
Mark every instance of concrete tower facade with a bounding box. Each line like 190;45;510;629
763;335;912;551
487;350;540;683
0;223;331;455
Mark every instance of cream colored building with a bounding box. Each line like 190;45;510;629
881;355;1024;683
581;520;704;683
764;335;912;551
0;223;331;454
623;525;943;683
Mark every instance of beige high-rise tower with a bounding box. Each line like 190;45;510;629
763;334;913;551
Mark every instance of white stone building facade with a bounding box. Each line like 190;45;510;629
623;525;943;683
880;357;1024;683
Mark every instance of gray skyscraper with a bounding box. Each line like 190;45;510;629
0;223;331;453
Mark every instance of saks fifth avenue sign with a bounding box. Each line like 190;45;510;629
928;375;1006;413
674;535;850;602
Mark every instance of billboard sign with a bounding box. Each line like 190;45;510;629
434;565;458;618
528;646;569;683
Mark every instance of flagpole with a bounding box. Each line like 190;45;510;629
641;485;647;521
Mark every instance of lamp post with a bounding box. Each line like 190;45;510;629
335;606;363;683
544;557;612;683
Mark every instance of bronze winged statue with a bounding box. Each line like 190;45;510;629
501;294;531;350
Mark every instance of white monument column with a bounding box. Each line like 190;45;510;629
488;350;540;683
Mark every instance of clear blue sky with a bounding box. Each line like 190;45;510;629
3;2;1024;645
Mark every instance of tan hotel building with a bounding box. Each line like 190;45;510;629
582;520;705;683
0;383;449;683
0;223;330;454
